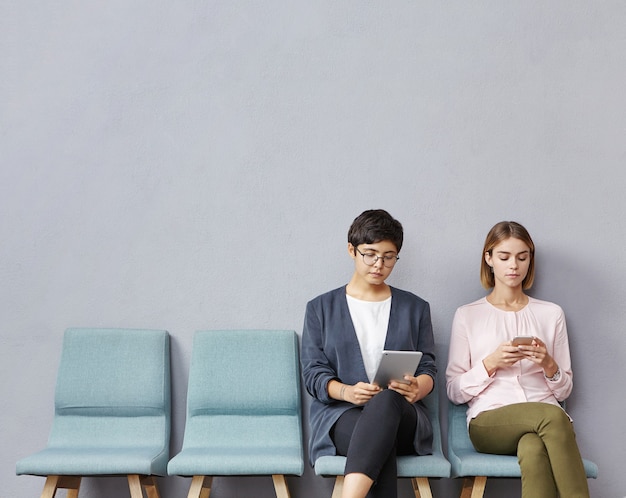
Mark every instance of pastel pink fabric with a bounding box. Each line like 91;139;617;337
446;297;573;426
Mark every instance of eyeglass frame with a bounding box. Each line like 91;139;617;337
355;247;400;268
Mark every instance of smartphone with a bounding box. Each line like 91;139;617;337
512;336;533;346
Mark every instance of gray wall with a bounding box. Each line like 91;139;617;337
2;2;624;497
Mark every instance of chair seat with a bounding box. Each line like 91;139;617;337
16;445;169;476
168;447;304;476
315;454;451;479
449;449;598;479
448;400;599;483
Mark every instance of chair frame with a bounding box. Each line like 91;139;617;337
185;475;292;498
168;329;304;498
16;328;171;498
38;475;161;498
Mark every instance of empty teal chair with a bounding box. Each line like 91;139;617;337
16;328;171;498
313;382;451;498
447;400;598;497
167;330;304;498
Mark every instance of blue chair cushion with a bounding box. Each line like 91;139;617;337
16;446;168;476
314;454;451;479
167;414;303;475
167;446;304;476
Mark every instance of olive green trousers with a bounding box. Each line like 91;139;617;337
469;402;589;498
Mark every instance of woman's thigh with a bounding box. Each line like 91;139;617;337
331;389;417;456
469;402;566;455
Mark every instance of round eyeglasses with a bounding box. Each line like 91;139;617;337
355;248;399;268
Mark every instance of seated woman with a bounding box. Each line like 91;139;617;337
301;209;437;498
446;221;589;498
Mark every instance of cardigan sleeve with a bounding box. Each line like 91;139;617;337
301;297;337;405
414;300;437;384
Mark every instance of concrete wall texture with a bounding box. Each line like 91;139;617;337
2;2;625;497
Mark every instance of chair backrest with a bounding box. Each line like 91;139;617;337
48;328;171;453
447;400;474;458
421;381;445;456
181;330;302;451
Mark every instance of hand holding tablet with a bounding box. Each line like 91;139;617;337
372;350;423;388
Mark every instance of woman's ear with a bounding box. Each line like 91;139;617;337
347;243;356;260
484;251;492;268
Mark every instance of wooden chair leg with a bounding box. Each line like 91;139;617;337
187;475;212;498
65;477;81;498
41;476;60;498
410;477;432;498
331;475;344;498
41;476;81;498
460;476;487;498
272;475;291;498
140;476;161;498
128;475;145;498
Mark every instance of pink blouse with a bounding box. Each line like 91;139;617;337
446;296;573;425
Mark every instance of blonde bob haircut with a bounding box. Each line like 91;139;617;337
480;221;536;290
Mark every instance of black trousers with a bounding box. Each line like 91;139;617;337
330;389;417;498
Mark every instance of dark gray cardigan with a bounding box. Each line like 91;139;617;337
301;285;437;466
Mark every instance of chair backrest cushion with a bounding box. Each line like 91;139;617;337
179;330;302;454
420;382;445;455
55;328;170;416
448;401;475;454
187;330;300;416
49;328;170;448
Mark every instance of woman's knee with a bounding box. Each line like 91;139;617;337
366;388;405;411
518;432;547;458
530;403;577;444
537;404;572;429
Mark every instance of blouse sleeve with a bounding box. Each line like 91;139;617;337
545;308;574;401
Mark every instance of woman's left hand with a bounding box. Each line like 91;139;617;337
388;376;422;404
517;337;558;376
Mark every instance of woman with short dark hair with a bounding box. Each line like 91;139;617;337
301;209;437;498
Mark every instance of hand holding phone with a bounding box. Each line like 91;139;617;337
512;336;534;346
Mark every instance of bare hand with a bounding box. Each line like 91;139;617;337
388;376;421;403
516;337;558;374
344;382;381;406
483;341;526;376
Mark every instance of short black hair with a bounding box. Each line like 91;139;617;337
347;209;403;252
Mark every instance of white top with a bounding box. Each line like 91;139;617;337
346;295;391;383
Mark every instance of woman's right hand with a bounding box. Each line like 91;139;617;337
482;341;526;376
342;382;382;406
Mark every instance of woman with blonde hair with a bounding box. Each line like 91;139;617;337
446;221;589;498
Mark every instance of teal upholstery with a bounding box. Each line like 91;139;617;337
167;330;304;496
314;383;450;498
16;328;171;496
447;400;598;495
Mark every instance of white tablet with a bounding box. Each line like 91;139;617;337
372;350;423;387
